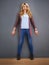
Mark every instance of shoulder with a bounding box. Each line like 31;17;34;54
16;13;21;19
17;13;20;17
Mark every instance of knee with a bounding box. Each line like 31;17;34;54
19;39;23;46
29;38;32;44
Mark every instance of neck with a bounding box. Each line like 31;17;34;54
24;10;26;14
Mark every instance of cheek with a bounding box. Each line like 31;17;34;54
25;8;27;10
22;7;24;10
25;6;27;9
23;7;26;9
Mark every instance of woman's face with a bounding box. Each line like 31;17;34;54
22;5;27;11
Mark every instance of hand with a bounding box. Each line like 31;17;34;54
34;28;39;35
11;30;16;36
11;27;16;36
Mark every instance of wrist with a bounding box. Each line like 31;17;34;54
35;28;38;31
13;27;16;31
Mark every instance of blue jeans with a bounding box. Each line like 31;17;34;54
17;29;33;56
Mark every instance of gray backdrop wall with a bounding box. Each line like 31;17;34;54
0;0;49;58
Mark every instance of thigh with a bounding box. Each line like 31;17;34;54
26;29;32;43
26;29;32;39
19;29;25;44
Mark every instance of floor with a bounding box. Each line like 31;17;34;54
0;58;49;65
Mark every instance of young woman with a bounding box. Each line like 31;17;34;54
11;3;38;60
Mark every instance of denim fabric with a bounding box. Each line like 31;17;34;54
17;29;33;56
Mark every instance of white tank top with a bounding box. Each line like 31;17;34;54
21;13;29;29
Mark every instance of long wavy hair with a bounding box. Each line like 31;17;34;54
19;3;32;18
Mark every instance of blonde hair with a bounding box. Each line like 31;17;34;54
19;3;32;18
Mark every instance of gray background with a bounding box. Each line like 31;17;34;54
0;0;49;58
